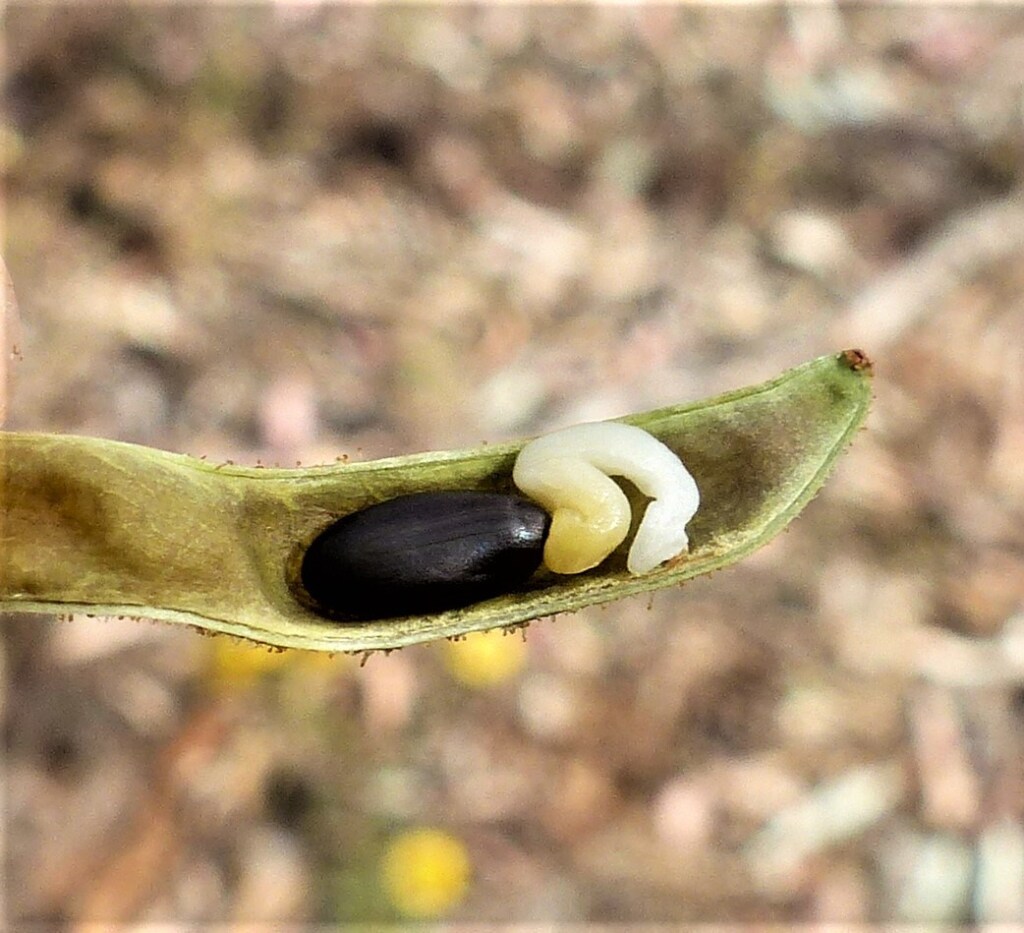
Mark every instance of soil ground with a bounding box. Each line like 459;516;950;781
3;6;1024;923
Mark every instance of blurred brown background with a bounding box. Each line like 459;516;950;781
3;4;1024;923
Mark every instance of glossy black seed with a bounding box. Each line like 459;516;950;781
300;491;550;620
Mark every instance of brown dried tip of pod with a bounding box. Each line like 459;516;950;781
841;348;873;373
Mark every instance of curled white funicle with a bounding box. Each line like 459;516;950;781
512;421;700;575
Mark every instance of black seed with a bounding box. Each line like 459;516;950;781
300;491;550;620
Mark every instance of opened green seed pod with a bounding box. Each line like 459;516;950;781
0;349;872;653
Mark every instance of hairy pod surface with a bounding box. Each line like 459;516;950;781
300;491;551;619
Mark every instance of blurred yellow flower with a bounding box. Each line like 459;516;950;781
207;638;292;690
380;827;470;918
443;628;527;688
205;638;346;692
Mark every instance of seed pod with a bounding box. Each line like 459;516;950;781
300;491;551;620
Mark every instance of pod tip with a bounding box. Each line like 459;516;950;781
840;348;873;374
